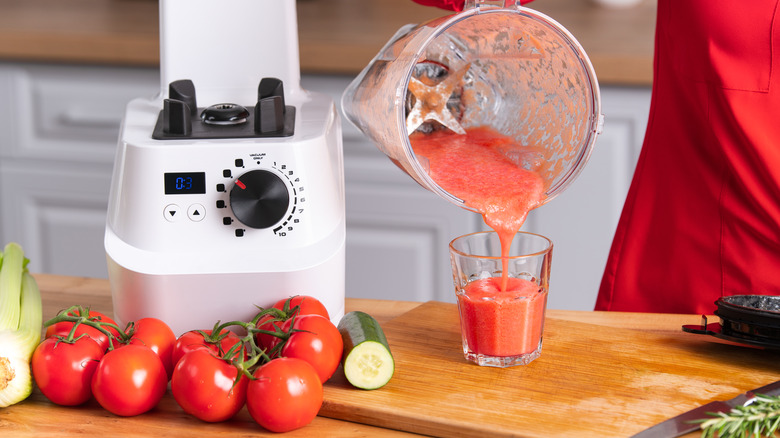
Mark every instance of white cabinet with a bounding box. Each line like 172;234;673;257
0;162;112;277
0;64;650;310
303;76;482;303
0;64;158;278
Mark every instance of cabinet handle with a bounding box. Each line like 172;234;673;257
58;108;122;129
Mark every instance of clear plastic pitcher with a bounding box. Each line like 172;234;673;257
341;0;603;210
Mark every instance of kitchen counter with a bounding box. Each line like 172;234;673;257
0;0;656;85
4;273;778;437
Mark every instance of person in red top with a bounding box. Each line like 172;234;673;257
416;0;780;314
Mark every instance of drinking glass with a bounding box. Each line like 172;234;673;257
449;231;553;367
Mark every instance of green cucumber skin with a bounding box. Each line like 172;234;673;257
338;311;394;389
337;311;392;355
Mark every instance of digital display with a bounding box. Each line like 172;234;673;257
164;172;206;195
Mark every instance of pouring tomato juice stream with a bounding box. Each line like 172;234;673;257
410;126;547;357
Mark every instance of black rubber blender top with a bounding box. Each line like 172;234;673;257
151;78;295;140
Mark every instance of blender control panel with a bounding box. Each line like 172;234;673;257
153;77;305;238
162;172;207;224
161;156;305;239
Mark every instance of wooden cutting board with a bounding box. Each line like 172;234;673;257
320;301;780;437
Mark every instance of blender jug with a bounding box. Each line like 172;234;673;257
341;0;603;210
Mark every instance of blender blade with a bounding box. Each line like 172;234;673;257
406;63;471;135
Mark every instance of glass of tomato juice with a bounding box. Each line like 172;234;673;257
449;231;553;367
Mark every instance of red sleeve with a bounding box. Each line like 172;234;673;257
411;0;465;11
411;0;533;11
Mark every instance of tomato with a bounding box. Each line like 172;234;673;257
281;314;343;383
255;314;285;354
31;336;104;406
255;295;330;354
91;344;167;416
171;330;213;366
274;295;330;319
128;317;176;379
171;329;243;367
45;309;122;351
171;349;248;422
246;358;323;432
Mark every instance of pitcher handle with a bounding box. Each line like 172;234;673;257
463;0;522;10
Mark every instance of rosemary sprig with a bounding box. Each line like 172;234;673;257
692;394;780;438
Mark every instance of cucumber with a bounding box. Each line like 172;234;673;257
337;311;394;390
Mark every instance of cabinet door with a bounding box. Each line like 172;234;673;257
525;87;650;310
0;63;158;277
0;63;158;163
304;75;482;303
344;140;482;303
0;162;113;278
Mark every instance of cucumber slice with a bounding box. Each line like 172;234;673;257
338;311;394;390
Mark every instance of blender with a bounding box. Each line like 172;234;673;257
341;0;603;210
105;0;346;335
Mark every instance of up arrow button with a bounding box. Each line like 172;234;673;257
187;204;206;222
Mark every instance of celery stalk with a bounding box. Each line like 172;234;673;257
0;243;24;331
17;273;42;358
0;243;42;408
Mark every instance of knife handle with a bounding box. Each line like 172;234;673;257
751;379;780;398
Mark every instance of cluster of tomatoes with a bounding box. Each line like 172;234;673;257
31;296;343;433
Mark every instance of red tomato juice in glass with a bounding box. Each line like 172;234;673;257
459;277;546;356
411;127;547;359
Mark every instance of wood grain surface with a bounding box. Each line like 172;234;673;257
320;301;780;437
0;0;656;84
9;274;773;437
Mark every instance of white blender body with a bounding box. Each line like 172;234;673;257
105;0;346;335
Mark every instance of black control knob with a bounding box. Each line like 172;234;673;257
229;169;290;229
